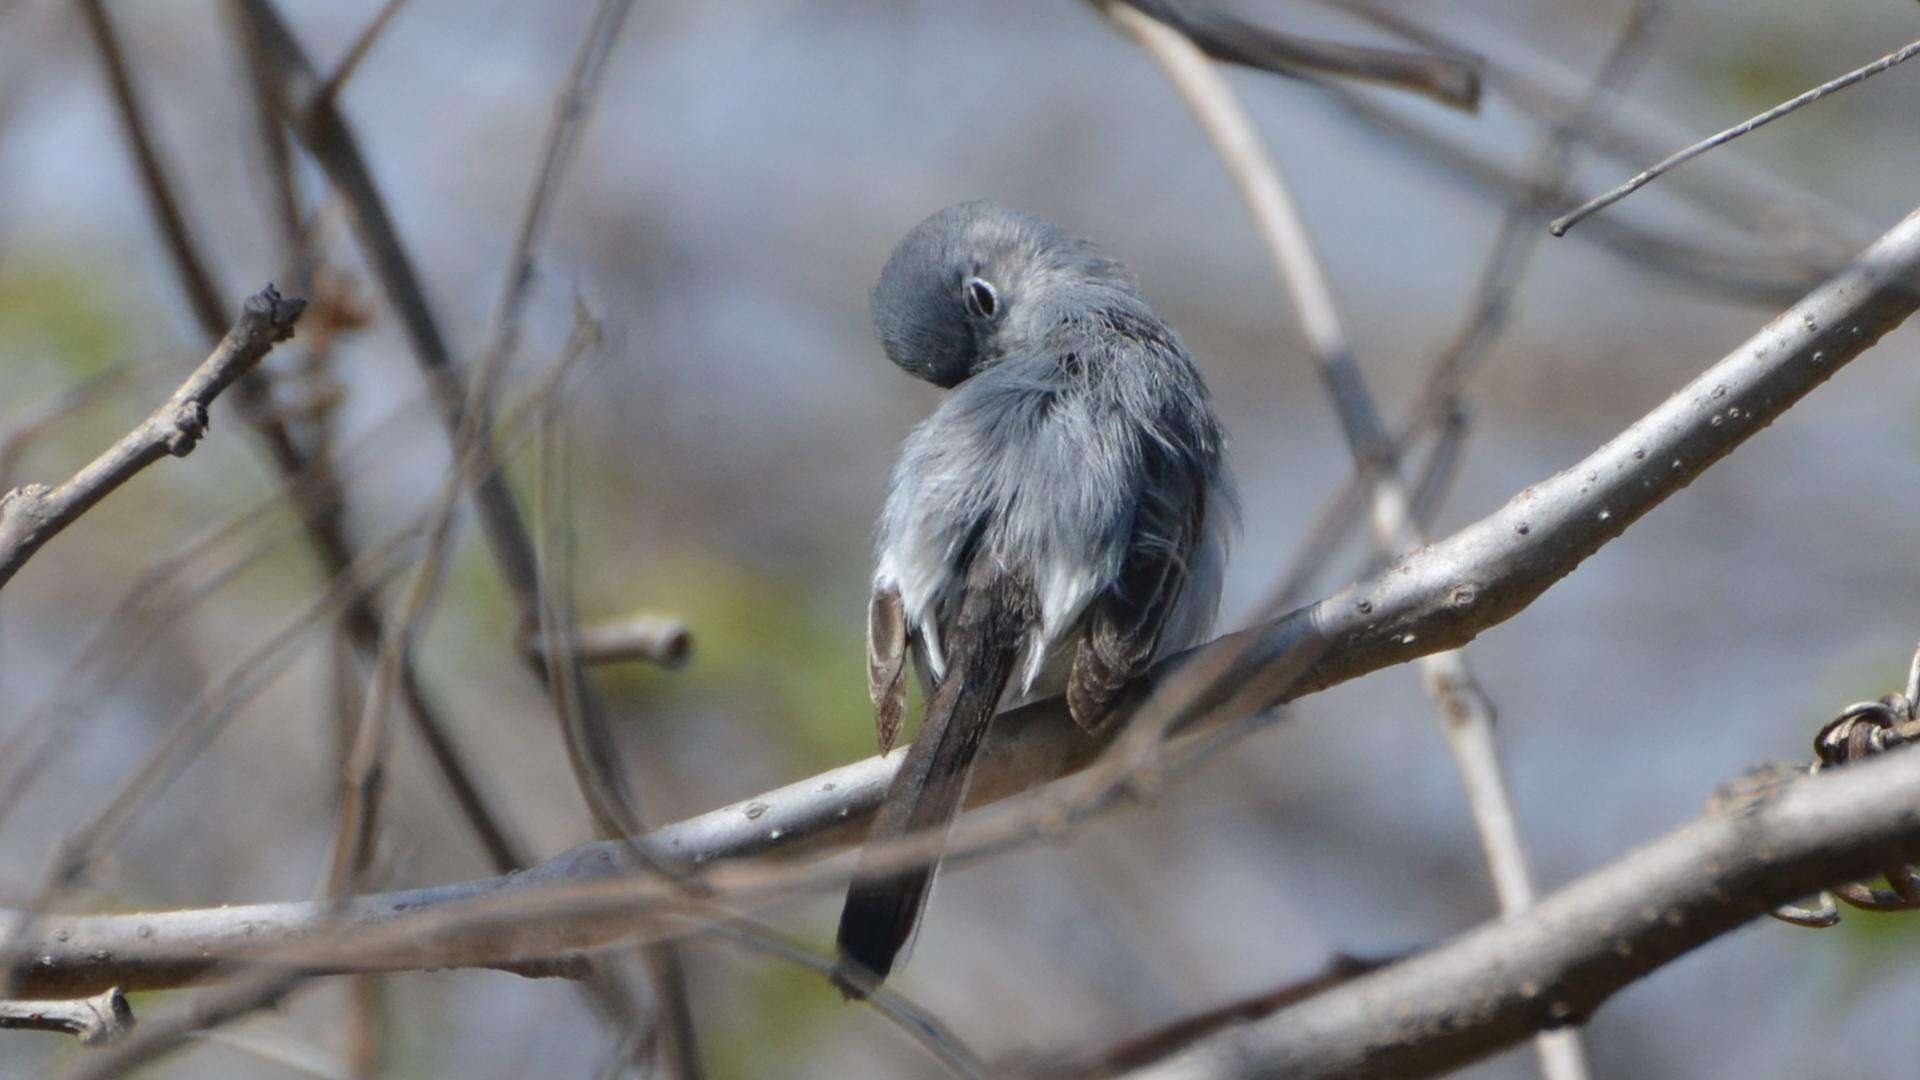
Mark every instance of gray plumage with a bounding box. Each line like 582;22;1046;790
836;202;1234;995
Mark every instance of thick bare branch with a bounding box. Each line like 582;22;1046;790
0;286;306;592
1126;755;1920;1078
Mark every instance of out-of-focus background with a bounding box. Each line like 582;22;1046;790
3;1;1919;1076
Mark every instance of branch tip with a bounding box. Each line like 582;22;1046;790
240;283;308;344
0;986;133;1045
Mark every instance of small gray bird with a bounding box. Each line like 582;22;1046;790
834;202;1233;994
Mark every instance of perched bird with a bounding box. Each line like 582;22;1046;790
834;202;1233;995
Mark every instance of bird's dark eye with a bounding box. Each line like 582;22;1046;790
963;277;999;320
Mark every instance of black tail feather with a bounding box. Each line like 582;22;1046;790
834;623;1017;998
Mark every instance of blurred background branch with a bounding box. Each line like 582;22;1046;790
1108;0;1482;109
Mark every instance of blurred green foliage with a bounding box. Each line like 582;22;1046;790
705;949;841;1080
0;256;131;385
603;548;885;771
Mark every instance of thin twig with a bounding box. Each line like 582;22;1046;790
235;3;303;262
476;0;635;386
318;298;594;907
1022;953;1395;1078
531;330;707;1078
313;0;412;106
77;0;229;334
320;319;599;897
522;613;692;668
0;360;166;488
60;973;309;1080
323;456;460;899
486;2;707;1070
532;320;648;845
0;286;306;591
327;635;385;1079
688;914;988;1079
1550;37;1920;236
0;987;132;1045
0;391;431;828
1310;77;1829;306
1329;0;1871;263
1405;404;1468;533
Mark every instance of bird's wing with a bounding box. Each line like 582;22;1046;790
1067;468;1208;731
867;582;910;755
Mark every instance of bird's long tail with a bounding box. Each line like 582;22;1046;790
833;624;1017;997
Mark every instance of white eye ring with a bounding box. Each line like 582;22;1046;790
963;277;999;320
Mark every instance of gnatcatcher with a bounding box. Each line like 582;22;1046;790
834;202;1234;995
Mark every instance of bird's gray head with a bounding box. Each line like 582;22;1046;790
871;201;1132;388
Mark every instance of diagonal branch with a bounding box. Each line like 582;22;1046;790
76;0;229;335
230;0;543;619
0;286;306;592
1124;754;1920;1077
